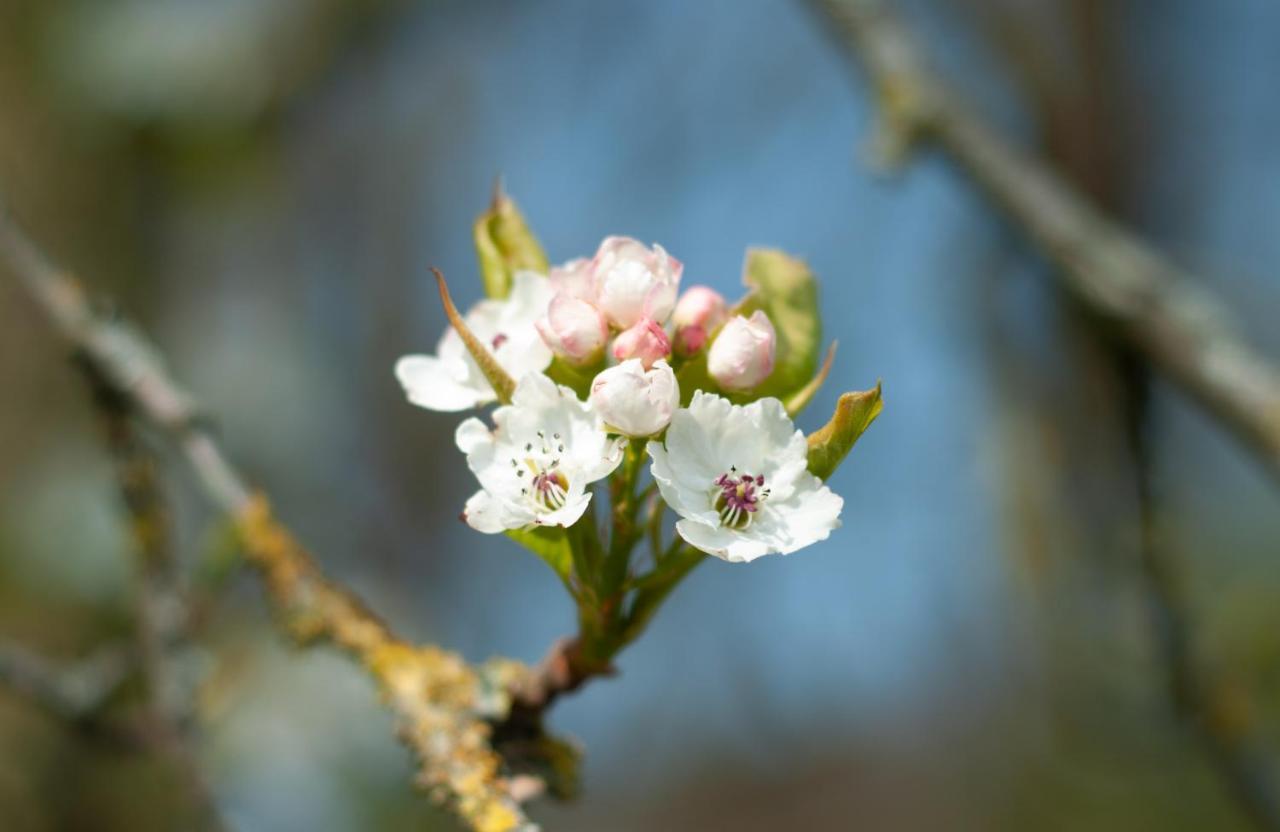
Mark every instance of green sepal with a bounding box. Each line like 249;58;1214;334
433;268;516;404
545;356;600;401
674;349;718;406
506;525;573;584
806;383;883;480
473;188;549;299
736;248;821;400
784;341;837;417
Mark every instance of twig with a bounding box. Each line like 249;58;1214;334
0;640;132;725
808;0;1280;484
0;204;545;831
1126;374;1280;830
84;361;226;831
805;0;1280;825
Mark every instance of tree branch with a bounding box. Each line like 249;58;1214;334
1139;507;1280;829
84;361;226;830
0;641;133;726
0;204;547;832
806;1;1280;825
808;0;1280;484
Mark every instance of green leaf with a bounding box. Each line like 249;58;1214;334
433;268;515;404
473;188;549;299
506;525;573;584
806;383;883;480
737;249;821;400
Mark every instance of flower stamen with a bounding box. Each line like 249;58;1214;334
513;433;573;513
711;468;769;530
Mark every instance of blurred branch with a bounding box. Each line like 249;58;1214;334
0;205;547;832
806;0;1280;826
84;362;225;831
0;641;132;726
808;0;1280;485
1129;390;1280;830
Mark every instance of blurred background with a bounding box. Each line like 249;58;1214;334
2;0;1279;829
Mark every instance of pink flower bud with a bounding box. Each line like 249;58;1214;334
611;317;671;369
547;257;595;301
707;311;776;392
671;285;727;357
674;324;708;357
592;236;682;329
535;294;609;366
589;359;679;437
672;285;727;331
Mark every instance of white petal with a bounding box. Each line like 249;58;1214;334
598;261;656;329
754;475;843;554
743;396;810;499
662;392;745;486
648;441;718;526
548;258;596;301
535;491;593;529
675;518;773;563
463;298;506;341
395;355;493;412
505;270;555;319
509;371;568;413
463;489;532;533
577;435;626;484
494;325;554;379
455;417;493;455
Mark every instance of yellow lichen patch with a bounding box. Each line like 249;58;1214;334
233;495;537;832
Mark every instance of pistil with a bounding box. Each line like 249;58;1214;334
711;466;770;529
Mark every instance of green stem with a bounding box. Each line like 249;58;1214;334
645;492;666;566
600;439;647;598
568;498;604;602
622;543;707;645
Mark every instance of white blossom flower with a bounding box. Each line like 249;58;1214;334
707;310;776;392
589;359;679;437
456;373;625;533
647;392;842;562
395;271;554;411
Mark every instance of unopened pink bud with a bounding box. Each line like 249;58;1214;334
672;286;727;331
611;317;671;369
675;324;708;357
535;294;609;365
547;257;595;301
589;359;679;437
707;311;776;392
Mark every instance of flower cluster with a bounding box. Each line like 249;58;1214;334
395;192;880;663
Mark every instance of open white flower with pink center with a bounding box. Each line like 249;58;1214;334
395;271;554;411
591;236;682;329
589;359;679;437
647;392;842;562
456;373;625;533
